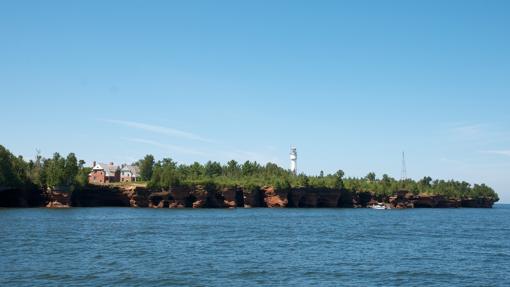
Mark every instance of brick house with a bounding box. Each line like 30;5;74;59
88;162;120;184
120;164;140;182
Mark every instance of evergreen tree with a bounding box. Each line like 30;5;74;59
139;154;155;181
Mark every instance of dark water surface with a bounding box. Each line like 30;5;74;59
1;206;509;286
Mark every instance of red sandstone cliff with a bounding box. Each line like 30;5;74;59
262;186;288;208
0;184;497;208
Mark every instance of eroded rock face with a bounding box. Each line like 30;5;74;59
461;198;494;208
148;191;170;208
243;188;263;208
189;185;223;208
443;199;461;208
262;186;288;208
166;185;234;208
201;186;224;208
388;196;414;209
298;190;319;207
412;195;439;208
287;189;304;207
337;190;376;208
0;184;496;208
0;188;45;207
169;186;193;208
337;190;355;207
129;186;152;207
71;186;131;207
354;191;373;208
221;187;240;208
386;192;464;208
288;188;343;208
317;189;342;207
46;189;72;208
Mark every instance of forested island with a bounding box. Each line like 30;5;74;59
0;145;499;208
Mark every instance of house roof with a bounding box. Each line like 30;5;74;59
92;163;120;177
121;165;140;177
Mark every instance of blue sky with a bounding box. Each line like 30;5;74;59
1;0;509;202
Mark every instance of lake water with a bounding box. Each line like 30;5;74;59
1;206;509;286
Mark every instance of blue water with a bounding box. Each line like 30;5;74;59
1;206;509;286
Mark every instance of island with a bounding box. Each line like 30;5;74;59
0;145;499;208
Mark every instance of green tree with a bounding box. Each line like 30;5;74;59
0;145;28;188
150;158;180;189
139;154;155;181
225;160;240;178
204;161;222;177
188;162;204;179
27;150;44;186
273;177;291;191
419;176;432;187
241;161;260;176
334;169;345;189
44;153;65;188
64;153;79;186
76;167;91;187
296;174;309;188
365;172;376;182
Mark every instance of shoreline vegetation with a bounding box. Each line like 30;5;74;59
0;145;499;208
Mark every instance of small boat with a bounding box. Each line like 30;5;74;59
369;203;390;210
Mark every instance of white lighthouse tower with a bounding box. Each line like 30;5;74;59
290;147;297;175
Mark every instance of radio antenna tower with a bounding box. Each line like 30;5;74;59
401;151;407;181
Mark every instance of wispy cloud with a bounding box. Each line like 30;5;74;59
107;119;280;163
125;138;207;156
126;137;279;163
104;119;214;143
449;123;485;138
447;122;510;146
480;150;510;157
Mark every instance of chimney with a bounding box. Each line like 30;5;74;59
93;161;96;167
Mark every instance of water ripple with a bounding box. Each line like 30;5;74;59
1;206;509;286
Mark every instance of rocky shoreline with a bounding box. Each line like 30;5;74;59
0;185;497;208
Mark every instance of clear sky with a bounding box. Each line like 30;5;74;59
1;0;509;202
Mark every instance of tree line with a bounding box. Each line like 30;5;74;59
0;145;499;200
137;154;498;200
0;145;89;191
